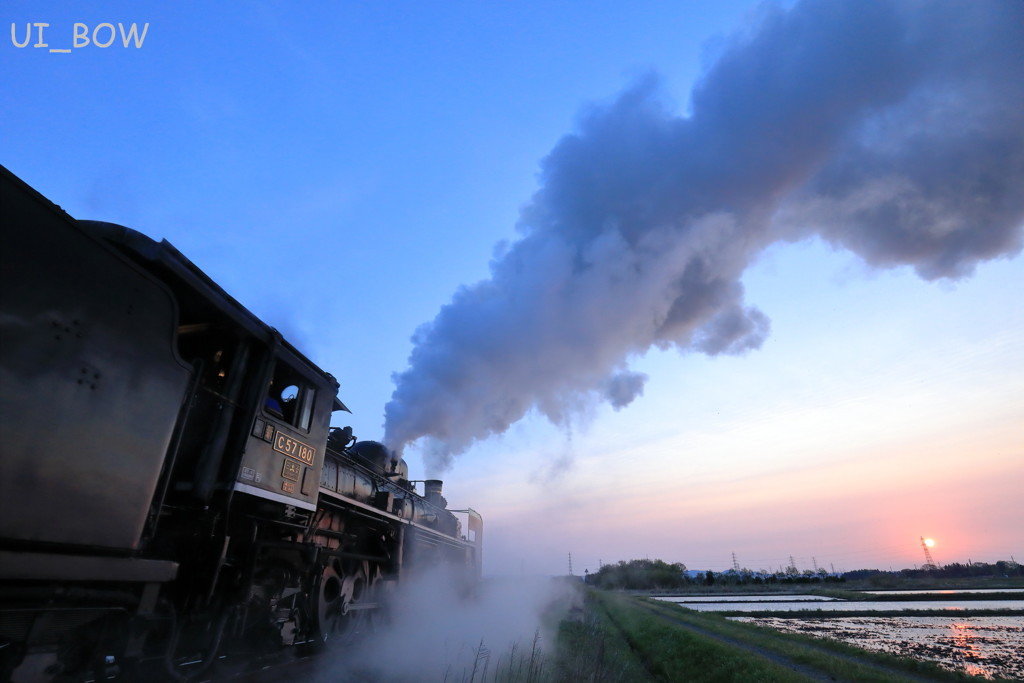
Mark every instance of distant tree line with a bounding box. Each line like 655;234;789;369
587;559;688;590
709;569;846;586
586;561;846;589
585;558;1021;590
847;559;1023;582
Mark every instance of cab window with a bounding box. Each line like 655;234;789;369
265;360;316;431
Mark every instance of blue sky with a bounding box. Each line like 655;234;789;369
3;0;1022;576
3;0;753;427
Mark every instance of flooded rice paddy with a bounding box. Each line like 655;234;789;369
655;598;1022;612
655;590;1024;679
733;615;1024;680
656;594;838;603
862;588;1024;595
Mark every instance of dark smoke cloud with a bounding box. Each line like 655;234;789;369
385;0;1024;472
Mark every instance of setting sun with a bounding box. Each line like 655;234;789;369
924;538;936;547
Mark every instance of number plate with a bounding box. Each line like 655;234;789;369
273;433;316;466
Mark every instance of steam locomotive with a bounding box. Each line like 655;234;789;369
0;165;482;681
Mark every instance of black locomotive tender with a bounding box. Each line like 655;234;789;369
0;165;482;680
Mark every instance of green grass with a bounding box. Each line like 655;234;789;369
547;591;652;682
592;591;810;682
636;595;996;682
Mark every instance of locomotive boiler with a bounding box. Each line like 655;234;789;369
0;165;482;681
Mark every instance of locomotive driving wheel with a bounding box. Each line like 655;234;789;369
312;559;379;647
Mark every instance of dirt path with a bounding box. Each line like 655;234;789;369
632;600;940;683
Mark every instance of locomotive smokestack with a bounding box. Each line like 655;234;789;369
385;0;1024;474
424;480;446;508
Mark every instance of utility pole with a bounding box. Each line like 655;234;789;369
732;552;741;572
568;552;574;576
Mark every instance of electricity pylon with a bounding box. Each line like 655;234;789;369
919;537;938;570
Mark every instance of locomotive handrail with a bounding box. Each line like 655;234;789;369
194;383;249;408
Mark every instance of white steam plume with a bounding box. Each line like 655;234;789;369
385;0;1024;472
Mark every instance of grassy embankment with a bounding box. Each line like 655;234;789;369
541;588;1010;683
448;580;1021;682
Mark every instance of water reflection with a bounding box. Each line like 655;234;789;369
949;621;988;678
657;591;1024;678
732;616;1024;680
861;588;1024;595
655;594;837;603
654;598;1021;612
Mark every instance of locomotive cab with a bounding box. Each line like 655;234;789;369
239;349;341;511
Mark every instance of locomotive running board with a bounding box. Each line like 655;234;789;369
233;481;318;511
0;550;179;582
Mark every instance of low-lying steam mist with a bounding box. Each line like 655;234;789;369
385;0;1024;473
318;568;576;682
